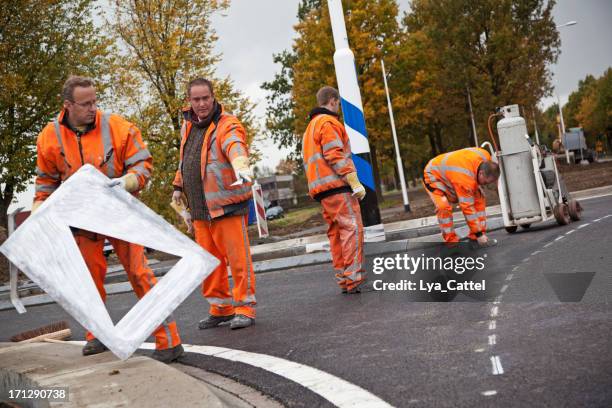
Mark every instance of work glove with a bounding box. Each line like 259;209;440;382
31;201;43;214
230;156;253;184
172;190;184;206
345;172;366;201
107;173;139;193
170;200;193;234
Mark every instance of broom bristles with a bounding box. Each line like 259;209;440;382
10;321;70;342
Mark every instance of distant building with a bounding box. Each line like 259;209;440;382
258;175;296;207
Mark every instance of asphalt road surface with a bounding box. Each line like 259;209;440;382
2;195;611;407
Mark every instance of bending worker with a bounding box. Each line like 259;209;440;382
302;86;366;294
34;76;183;362
172;78;256;330
423;147;500;246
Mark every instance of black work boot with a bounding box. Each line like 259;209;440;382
82;339;108;356
198;314;235;330
229;314;254;330
151;344;184;364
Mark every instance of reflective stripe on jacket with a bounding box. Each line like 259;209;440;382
173;109;252;219
302;113;356;198
35;109;152;201
423;147;491;235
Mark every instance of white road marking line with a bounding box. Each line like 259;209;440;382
124;342;393;407
500;284;508;294
565;229;576;235
555;236;565;241
577;223;591;229
488;334;497;346
530;250;542;256
506;274;514;281
475;348;486;353
593;217;603;222
603;214;612;219
522;257;530;263
490;306;499;317
489;321;496;330
491;356;504;375
512;266;520;272
481;390;498;397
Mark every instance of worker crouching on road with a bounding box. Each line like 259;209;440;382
34;76;183;362
172;78;256;330
423;148;500;247
302;86;366;294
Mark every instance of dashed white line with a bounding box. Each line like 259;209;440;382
491;356;504;375
474;348;486;353
593;217;603;222
543;242;553;248
555;236;565;241
565;229;576;235
489;321;496;330
488;334;497;346
512;266;520;272
500;284;508;294
530;250;542;256
522;257;530;263
481;390;498;397
506;274;514;281
577;223;591;229
603;214;612;219
490;306;499;317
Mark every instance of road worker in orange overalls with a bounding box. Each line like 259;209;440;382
172;78;256;330
423;148;500;247
302;86;366;294
34;76;183;362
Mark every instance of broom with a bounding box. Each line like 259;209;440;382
10;321;71;343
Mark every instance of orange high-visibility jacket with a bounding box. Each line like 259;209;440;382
302;113;356;198
424;147;492;235
35;110;152;202
172;109;252;219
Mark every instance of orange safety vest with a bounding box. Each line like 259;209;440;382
173;109;252;219
35;109;152;202
424;147;491;233
302;113;356;198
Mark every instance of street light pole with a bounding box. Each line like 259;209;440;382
466;85;479;146
381;59;410;212
555;20;577;164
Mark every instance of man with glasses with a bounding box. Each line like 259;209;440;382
33;75;184;362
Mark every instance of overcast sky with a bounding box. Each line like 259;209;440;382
9;0;612;211
212;0;612;169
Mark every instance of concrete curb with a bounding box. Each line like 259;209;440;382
1;185;608;311
0;342;231;407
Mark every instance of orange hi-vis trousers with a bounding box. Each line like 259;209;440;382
193;215;256;318
424;183;487;243
75;234;181;350
321;192;365;290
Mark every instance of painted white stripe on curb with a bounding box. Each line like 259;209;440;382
491;356;504;375
136;343;393;407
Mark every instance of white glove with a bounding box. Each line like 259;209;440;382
231;156;253;184
182;210;193;234
107;173;139;192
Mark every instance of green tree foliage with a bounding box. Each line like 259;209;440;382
399;0;560;158
107;0;257;223
576;68;612;137
263;0;401;196
0;0;109;226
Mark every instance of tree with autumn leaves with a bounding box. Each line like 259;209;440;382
264;0;562;192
